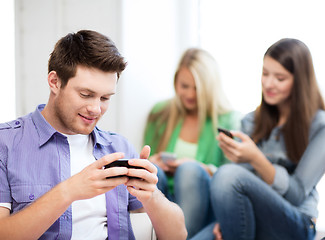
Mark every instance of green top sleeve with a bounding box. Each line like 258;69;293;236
143;100;170;156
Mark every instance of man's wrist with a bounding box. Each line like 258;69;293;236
141;187;163;208
54;180;75;206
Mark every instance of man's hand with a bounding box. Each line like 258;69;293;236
64;152;130;202
127;146;187;240
125;145;158;203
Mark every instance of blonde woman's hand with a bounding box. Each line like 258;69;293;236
166;157;195;174
217;131;262;164
148;153;171;172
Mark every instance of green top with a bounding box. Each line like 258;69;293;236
143;100;241;192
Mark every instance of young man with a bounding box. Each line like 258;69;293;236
0;30;187;240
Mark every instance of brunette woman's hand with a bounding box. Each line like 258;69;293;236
213;223;223;240
217;131;262;164
218;131;276;184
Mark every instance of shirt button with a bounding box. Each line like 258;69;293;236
29;194;35;200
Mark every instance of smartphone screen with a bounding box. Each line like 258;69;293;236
104;159;144;179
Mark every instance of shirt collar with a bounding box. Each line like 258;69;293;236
91;127;113;147
31;104;60;147
31;104;112;148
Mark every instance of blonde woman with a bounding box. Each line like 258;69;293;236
143;48;240;238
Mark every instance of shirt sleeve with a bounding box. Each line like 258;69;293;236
271;165;290;195
0;203;11;210
0;150;12;203
241;111;325;207
283;121;325;206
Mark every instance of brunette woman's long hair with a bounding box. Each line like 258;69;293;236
252;38;325;163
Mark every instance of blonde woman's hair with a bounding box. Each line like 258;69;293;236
148;48;232;152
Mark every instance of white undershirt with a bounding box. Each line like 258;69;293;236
64;134;107;240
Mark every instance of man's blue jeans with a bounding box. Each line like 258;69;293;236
156;162;213;238
191;164;316;240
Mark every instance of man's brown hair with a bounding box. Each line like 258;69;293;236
48;30;127;88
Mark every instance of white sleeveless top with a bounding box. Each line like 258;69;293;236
174;137;198;159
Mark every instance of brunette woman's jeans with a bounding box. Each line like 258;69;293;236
156;162;213;238
191;164;316;240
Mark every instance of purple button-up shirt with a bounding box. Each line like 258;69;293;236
0;104;143;240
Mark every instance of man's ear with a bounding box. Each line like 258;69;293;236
48;71;61;94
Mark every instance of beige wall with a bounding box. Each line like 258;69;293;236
15;0;199;151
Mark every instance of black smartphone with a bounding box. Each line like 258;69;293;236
104;159;144;179
217;127;233;139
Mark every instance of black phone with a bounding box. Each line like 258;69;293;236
217;127;233;139
104;159;144;179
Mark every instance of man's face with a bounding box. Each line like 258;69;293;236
52;66;117;135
